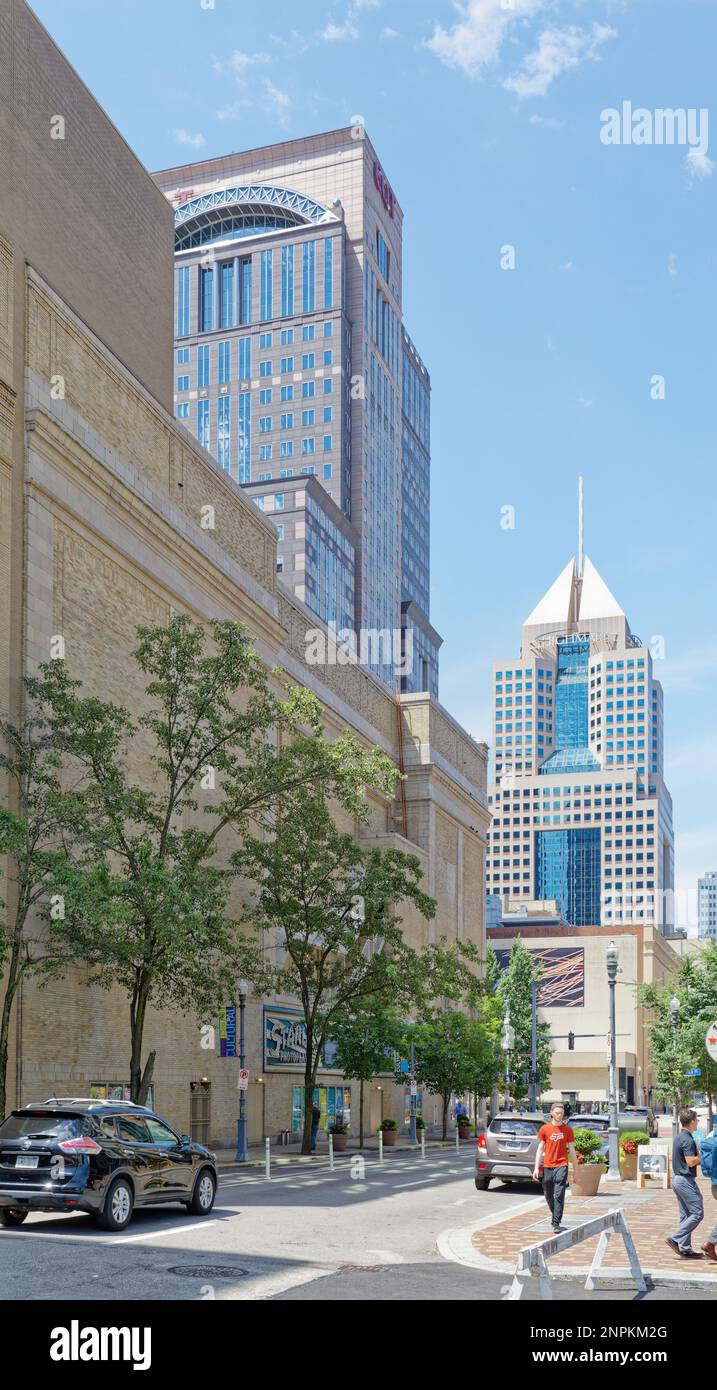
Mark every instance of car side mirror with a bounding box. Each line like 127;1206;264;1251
180;1134;192;1147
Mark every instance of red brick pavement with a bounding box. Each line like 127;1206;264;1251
472;1176;717;1276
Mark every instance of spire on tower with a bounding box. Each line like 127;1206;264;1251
578;476;584;580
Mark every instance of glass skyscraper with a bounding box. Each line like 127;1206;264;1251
153;127;439;695
487;549;674;931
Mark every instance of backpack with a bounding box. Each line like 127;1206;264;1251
700;1129;717;1179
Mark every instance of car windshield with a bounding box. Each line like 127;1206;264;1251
0;1112;86;1141
490;1120;541;1137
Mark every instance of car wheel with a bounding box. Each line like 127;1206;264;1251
98;1177;134;1232
0;1208;28;1226
186;1167;217;1216
474;1177;490;1192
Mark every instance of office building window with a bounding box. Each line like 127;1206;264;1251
323;435;332;452
198;344;210;388
377;230;390;282
302;241;315;313
197;399;210;450
241;257;252;324
220;262;234;328
324;237;334;309
302;437;315;455
218;339;231;385
217;395;230;473
177;375;189;392
281;385;294;402
239;336;251;381
302;324;315;341
259;444;272;462
281;328;294;345
281;244;294;317
176;403;190;420
200;266;214;333
280;441;294;458
302;353;315;370
177;267;190;337
281;356;294;373
238;392;251;483
260;250;273;321
302;381;315;398
177;347;190;364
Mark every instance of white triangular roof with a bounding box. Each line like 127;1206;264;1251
577;555;624;620
523;557;576;628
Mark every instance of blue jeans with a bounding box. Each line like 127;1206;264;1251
671;1175;704;1251
310;1123;319;1152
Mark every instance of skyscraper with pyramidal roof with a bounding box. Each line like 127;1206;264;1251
487;485;674;932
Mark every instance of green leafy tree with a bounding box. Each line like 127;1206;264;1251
496;937;552;1102
640;942;717;1121
30;616;388;1103
407;1006;503;1139
234;761;437;1155
332;1001;404;1147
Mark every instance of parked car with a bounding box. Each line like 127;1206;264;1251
571;1114;610;1157
0;1098;217;1232
475;1113;547;1190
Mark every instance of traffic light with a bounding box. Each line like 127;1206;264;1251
568;1031;575;1051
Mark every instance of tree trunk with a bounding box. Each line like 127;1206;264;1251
0;935;24;1118
138;1051;156;1107
301;1030;318;1156
129;982;151;1103
359;1076;365;1148
442;1092;449;1141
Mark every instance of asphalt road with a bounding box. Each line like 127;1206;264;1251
0;1149;710;1302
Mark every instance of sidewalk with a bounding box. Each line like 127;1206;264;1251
462;1174;717;1287
214;1134;465;1170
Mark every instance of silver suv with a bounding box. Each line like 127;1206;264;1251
475;1112;546;1190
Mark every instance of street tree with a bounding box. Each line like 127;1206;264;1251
640;942;717;1121
31;615;393;1103
406;1006;503;1139
233;764;437;1155
332;1001;405;1147
495;937;552;1102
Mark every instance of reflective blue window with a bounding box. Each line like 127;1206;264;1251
260;251;274;321
239;336;251;381
324;237;334;309
303;241;316;313
238;392;251;483
198;345;210;388
197;399;210;450
177;266;190;336
281;245;294;317
218;340;231;385
535;828;601;926
217;396;230;472
241;258;253;324
220;262;234;328
200;267;214;332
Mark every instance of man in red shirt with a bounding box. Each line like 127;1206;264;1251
533;1103;578;1232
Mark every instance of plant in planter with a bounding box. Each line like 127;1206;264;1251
415;1115;425;1131
329;1121;349;1152
379;1118;398;1146
457;1111;472;1138
619;1130;649;1180
571;1127;606;1196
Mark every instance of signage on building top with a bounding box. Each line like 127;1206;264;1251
173;188;195;203
373;160;395;218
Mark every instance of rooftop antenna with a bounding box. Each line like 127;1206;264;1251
578;475;585;580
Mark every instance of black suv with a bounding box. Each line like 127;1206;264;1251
0;1099;218;1232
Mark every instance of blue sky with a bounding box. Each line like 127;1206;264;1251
32;0;717;915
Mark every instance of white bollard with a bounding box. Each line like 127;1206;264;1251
455;1127;460;1154
379;1130;384;1165
421;1130;426;1160
265;1136;271;1180
328;1132;334;1171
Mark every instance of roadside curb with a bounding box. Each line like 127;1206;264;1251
436;1205;717;1290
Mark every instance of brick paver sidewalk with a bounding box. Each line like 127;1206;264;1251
472;1175;717;1279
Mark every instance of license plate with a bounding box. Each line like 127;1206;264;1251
16;1155;39;1169
504;1143;527;1152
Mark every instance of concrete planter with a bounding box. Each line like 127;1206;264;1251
572;1163;605;1197
620;1152;638;1182
380;1129;397;1146
330;1133;348;1152
458;1126;472;1141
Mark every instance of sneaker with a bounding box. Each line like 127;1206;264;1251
701;1243;717;1263
680;1249;704;1260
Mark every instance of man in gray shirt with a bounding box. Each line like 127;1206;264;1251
665;1108;704;1259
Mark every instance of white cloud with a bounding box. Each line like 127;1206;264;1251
426;0;546;79
174;129;207;149
529;113;564;129
686;148;715;180
213;49;271;77
354;0;382;8
668;252;678;278
382;26;399;39
321;19;360;42
265;78;291;115
504;23;617;99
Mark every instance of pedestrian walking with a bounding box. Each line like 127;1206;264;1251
310;1100;321;1153
699;1119;717;1263
665;1108;705;1260
533;1102;577;1233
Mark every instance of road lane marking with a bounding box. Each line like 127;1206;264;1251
111;1219;218;1245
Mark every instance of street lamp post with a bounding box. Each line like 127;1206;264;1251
605;941;622;1182
502;1008;515;1113
409;1039;417;1145
670;995;680;1137
529;981;539;1111
235;979;250;1163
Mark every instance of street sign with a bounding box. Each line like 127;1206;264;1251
686;1068;702;1078
409;1082;417;1097
238;1069;250;1091
706;1023;717;1062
